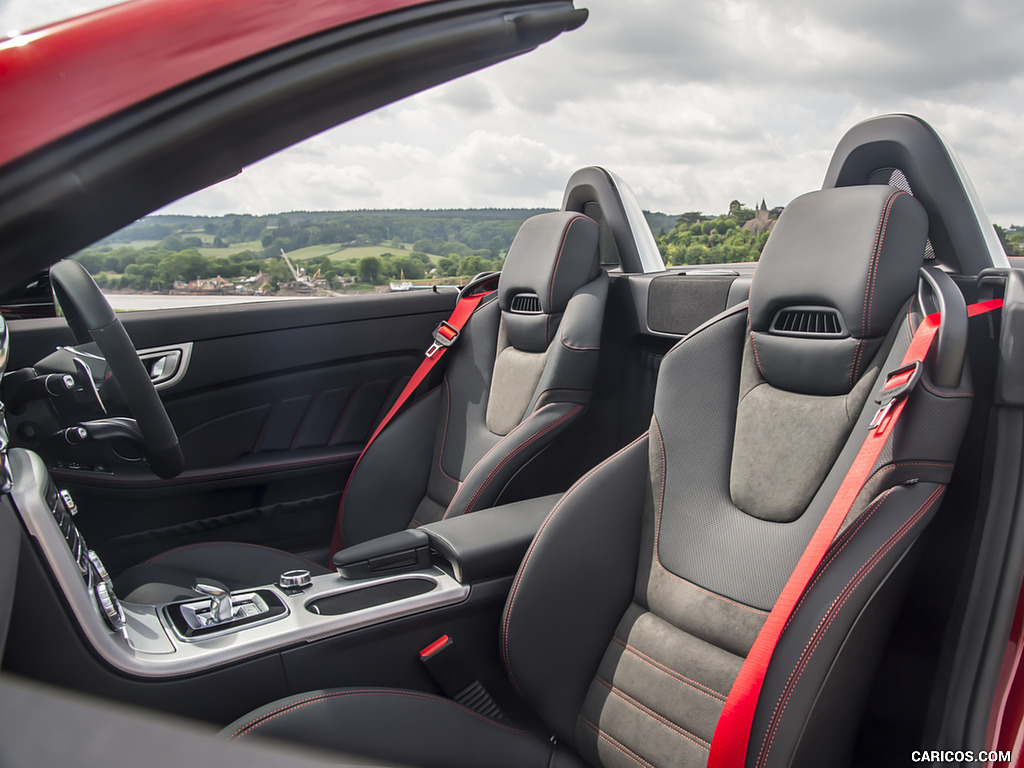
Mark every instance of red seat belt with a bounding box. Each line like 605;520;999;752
709;298;1004;768
329;285;496;556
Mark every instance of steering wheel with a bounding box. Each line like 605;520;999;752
49;260;184;479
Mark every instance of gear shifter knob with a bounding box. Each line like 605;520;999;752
193;581;234;624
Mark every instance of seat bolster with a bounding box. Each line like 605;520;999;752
559;272;609;352
522;273;609;415
224;687;586;768
750;481;947;768
445;401;586;518
502;433;650;744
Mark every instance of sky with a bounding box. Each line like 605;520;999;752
5;0;1024;225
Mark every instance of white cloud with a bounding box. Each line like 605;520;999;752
29;0;1024;224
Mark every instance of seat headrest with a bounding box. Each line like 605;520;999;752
749;186;928;395
498;211;601;353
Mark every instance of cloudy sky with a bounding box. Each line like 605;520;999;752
5;0;1024;224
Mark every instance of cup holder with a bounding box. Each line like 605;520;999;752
306;576;436;616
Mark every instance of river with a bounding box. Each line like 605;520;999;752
104;293;333;312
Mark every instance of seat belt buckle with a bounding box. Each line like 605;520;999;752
870;361;923;430
419;634;505;720
425;321;459;358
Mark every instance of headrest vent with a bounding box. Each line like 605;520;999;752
769;307;847;338
509;293;542;314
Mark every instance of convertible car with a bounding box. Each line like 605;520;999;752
2;1;1023;767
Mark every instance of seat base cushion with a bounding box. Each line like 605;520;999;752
114;542;331;603
225;687;590;768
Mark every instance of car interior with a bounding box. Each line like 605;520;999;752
1;1;1024;760
1;109;1023;767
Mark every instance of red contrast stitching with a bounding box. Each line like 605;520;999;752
749;330;766;379
862;190;907;337
755;485;944;768
501;433;649;696
596;677;711;749
437;377;460;484
779;489;896;637
443;403;572;518
611;636;727;701
651;417;767;616
232;688;536;739
920;378;974;398
849;339;864;388
545;215;590;346
458;404;583;516
560;328;600;352
580;715;656;768
559;273;603;351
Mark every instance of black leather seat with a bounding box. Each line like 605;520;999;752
221;185;977;767
115;211;608;600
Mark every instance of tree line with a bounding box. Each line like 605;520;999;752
76;206;1024;292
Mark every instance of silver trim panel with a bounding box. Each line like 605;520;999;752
10;447;470;678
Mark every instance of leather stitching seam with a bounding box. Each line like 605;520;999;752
501;433;649;697
755;485;943;768
596;677;710;749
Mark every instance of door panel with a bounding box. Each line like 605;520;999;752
6;291;456;574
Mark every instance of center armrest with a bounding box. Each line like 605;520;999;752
419;493;561;583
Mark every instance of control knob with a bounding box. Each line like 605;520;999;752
278;569;312;590
94;581;126;632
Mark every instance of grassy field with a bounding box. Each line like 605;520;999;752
194;240;262;258
124;239;444;264
321;245;402;261
297;245;443;266
287;244;349;260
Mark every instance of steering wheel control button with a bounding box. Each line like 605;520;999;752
278;569;312;592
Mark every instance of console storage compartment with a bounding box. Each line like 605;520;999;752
419;493;559;582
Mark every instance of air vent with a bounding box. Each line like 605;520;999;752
509;293;542;314
769;306;847;338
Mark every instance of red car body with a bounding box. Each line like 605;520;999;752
0;0;431;168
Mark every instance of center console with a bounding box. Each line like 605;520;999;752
9;447;554;679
